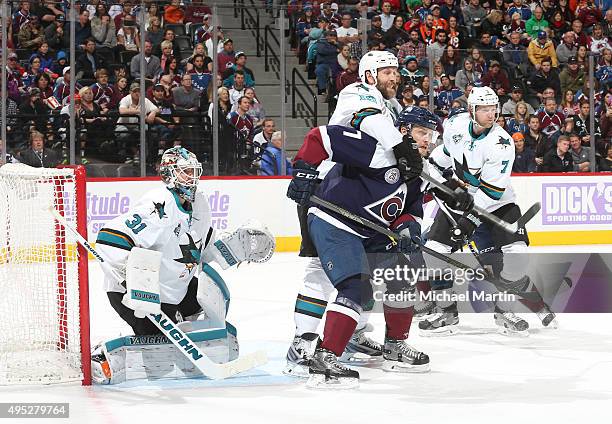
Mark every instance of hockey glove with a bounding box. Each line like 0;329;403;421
286;160;319;206
393;135;423;183
432;179;475;212
449;211;482;252
391;216;422;255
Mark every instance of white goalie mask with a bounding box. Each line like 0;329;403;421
159;147;203;203
358;50;398;88
467;86;500;129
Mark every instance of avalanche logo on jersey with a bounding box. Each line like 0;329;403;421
453;155;481;188
364;187;407;224
174;233;202;277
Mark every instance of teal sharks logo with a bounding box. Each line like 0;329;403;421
152;201;167;219
496;136;512;149
174;233;202;272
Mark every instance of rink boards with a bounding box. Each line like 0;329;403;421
81;174;612;250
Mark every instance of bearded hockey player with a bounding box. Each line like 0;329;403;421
285;51;405;377
420;86;556;337
91;147;275;384
287;106;439;389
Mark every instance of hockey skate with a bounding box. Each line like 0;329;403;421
339;324;383;363
306;348;359;390
418;302;460;336
537;304;558;329
494;306;529;337
91;344;112;385
381;338;430;373
283;332;319;378
413;299;437;322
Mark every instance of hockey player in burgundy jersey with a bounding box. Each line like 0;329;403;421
287;106;439;389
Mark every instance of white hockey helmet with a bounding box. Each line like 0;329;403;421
159;146;203;203
359;50;398;86
467;86;500;128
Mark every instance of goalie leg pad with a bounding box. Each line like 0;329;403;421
194;263;231;328
93;324;239;384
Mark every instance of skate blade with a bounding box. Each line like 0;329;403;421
282;362;310;379
543;318;559;329
413;313;436;322
306;373;359;390
381;361;431;373
419;325;460;337
497;327;530;338
339;352;384;364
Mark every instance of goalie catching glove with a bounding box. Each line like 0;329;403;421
205;222;276;269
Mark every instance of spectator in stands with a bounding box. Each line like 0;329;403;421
571;19;590;47
525;6;549;40
414;75;431;99
447;15;468;49
228;96;255;167
0;95;18;146
367;15;386;50
44;13;67;51
481;10;504;40
569;132;592;172
242;87;265;129
260;131;292;176
337;13;360;46
130;40;161;83
18;15;45;50
109;76;129;110
223;52;255;88
528;31;558;69
113;0;134;30
590;24;611;55
228;71;247;106
474;31;502;65
399;85;416;108
117;14;140;53
502;86;535;116
397;29;426;66
22;56;43;87
436;74;462;116
172;74;202;114
538;97;565;138
146;16;164;46
76;38;108;80
577;0;603;31
502;31;530;78
453;83;472;108
179;43;213;75
469;48;487;75
414;0;432;23
139;2;161;29
599;144;612;171
334;44;351;78
149;84;179;150
481;60;510;100
315;29;340;95
549;10;570;42
508;0;531;22
427;30;448;64
320;2;341;29
560;57;586;96
560;89;579;116
336;56;359;92
217;38;236;75
572;101;601;143
463;0;486;37
208;86;233;172
69;10;93;49
54;66;76;105
604;9;612;39
556;31;578;66
440;0;464;26
419;15;436;45
79;85;112;161
164;0;185;25
512;132;536;173
527;58;561;106
507;101;531;135
19;87;49;137
153;28;182;61
541;135;573;172
400;56;425;88
296;5;317;64
148;73;175;102
91;68;114;110
252;118;274;158
19;130;60;168
33;73;53;101
159;40;175;73
188;54;212;92
30;42;53;71
385;16;410;50
92;13;118;51
378;1;396;32
454;58;480;92
116;82;159;164
12;1;33;37
164;56;181;87
440;45;460;81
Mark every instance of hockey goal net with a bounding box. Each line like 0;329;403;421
0;164;91;385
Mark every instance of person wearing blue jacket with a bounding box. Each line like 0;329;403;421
315;30;340;94
260;131;293;176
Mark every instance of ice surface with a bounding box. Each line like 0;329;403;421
1;246;612;423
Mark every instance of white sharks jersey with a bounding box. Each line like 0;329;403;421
429;112;516;212
317;82;403;178
96;186;215;304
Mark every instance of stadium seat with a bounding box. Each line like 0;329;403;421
165;23;186;37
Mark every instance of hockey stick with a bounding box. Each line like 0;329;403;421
419;170;541;234
47;206;267;380
309;195;541;302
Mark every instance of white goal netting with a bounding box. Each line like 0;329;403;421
0;164;86;385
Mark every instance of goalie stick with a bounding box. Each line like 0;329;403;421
419;170;541;235
309;195;542;302
47;206;267;380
